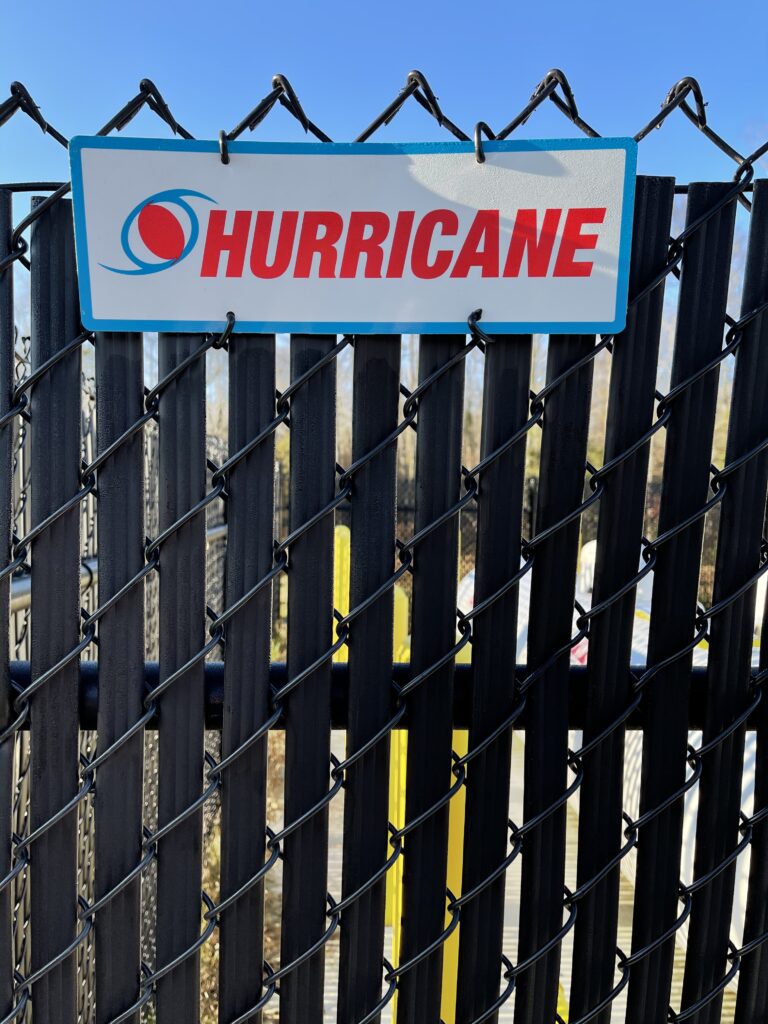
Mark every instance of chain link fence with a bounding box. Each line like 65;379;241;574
0;68;767;1024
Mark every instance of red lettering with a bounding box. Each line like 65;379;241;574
553;207;606;277
294;212;344;278
411;210;459;279
450;210;499;278
340;212;390;278
503;209;561;278
200;205;607;282
386;211;415;278
250;211;298;279
201;210;252;277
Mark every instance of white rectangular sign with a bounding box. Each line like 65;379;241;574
69;136;637;334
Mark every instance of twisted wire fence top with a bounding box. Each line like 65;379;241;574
0;66;766;1024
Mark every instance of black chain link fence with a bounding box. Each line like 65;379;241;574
0;68;767;1024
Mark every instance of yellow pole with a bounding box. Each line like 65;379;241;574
559;987;569;1020
440;727;467;1023
387;584;410;1019
333;524;351;662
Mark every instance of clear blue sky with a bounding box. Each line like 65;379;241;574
2;0;767;187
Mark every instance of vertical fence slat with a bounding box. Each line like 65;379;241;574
627;182;737;1023
338;334;401;1024
682;180;768;1024
280;333;336;1024
569;175;675;1024
29;195;81;1022
94;332;145;1024
156;333;207;1024
455;334;531;1024
397;334;465;1024
218;333;275;1023
737;530;768;1022
0;189;15;1018
514;334;594;1024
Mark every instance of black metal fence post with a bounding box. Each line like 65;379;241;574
29;195;82;1023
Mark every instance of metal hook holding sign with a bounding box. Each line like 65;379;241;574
474;121;496;163
219;130;230;164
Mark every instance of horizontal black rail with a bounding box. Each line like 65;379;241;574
7;661;752;733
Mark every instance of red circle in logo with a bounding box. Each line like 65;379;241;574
137;203;186;261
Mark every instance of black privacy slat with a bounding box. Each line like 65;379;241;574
571;175;675;1024
734;188;768;1024
155;334;207;1023
516;334;595;1024
338;335;401;1024
683;179;768;1024
456;334;531;1024
280;334;336;1024
218;333;275;1022
29;196;81;1024
94;332;145;1024
0;191;15;1020
628;182;737;1024
738;551;768;1020
398;335;465;1024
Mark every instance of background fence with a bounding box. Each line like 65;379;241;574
0;69;767;1024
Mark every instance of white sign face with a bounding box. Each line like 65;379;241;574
69;137;637;335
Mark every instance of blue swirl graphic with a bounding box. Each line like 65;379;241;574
101;189;216;276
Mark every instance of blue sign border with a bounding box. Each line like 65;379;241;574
69;135;637;335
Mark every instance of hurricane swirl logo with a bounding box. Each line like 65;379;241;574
102;189;215;275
